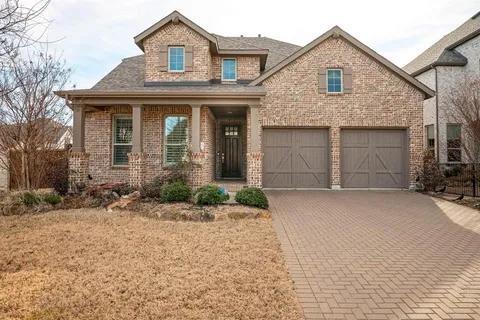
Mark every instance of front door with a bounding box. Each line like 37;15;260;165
222;125;242;178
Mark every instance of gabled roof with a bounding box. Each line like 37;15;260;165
134;10;217;50
404;11;480;75
249;26;435;98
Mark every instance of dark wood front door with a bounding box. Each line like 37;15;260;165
222;125;242;178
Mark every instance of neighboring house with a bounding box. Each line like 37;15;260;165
404;12;480;164
56;11;433;190
0;122;72;190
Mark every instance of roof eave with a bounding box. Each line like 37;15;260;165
54;89;266;99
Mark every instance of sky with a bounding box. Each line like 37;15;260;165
29;0;479;89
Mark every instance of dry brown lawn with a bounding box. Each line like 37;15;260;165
0;209;302;320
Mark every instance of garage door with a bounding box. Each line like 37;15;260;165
341;129;408;188
263;129;329;188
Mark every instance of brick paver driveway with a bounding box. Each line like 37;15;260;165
268;191;480;320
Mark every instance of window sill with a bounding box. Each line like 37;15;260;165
111;165;129;170
325;92;344;96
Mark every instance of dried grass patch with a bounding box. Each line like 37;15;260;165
0;209;301;320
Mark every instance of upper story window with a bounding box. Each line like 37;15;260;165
164;115;188;165
447;124;461;162
113;115;132;166
425;125;435;151
222;58;237;81
168;46;185;72
327;69;343;93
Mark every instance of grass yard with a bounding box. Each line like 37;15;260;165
0;209;301;320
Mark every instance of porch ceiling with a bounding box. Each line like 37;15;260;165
209;106;247;118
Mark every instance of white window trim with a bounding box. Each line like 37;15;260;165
326;68;343;94
168;46;185;73
112;114;133;167
221;58;237;82
163;114;189;166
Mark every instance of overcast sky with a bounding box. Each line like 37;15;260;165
33;0;479;89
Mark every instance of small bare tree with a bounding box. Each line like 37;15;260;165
1;0;50;63
0;49;71;189
445;76;480;163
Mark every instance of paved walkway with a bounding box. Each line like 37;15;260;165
268;191;480;320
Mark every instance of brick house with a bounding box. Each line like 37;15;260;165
57;11;434;190
404;12;480;164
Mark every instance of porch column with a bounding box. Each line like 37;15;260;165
69;104;89;191
190;104;204;187
247;104;263;187
191;104;201;153
131;104;143;153
129;104;145;188
72;104;85;152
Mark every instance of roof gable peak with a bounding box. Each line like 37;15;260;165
134;10;217;51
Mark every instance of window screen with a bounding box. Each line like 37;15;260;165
168;47;184;72
222;58;237;81
327;69;343;93
447;124;461;162
113;116;132;165
165;116;188;165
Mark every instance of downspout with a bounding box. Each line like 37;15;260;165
434;66;440;162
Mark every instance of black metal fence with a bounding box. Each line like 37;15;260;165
439;163;480;197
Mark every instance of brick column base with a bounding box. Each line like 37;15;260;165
69;152;90;191
128;152;145;188
191;152;206;188
247;152;263;187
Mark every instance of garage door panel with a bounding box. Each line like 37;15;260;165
264;173;292;188
342;129;407;188
263;129;329;188
342;148;369;171
295;147;327;171
293;173;328;188
264;147;292;172
375;148;403;172
263;129;292;147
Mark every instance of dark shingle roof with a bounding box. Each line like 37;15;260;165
93;36;300;90
404;12;480;75
214;35;301;70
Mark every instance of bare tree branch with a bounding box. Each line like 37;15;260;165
445;76;480;163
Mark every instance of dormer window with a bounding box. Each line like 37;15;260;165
168;46;185;72
222;58;237;81
327;69;343;93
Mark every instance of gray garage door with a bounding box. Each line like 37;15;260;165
341;129;408;188
263;129;329;188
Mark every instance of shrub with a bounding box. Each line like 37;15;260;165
43;193;63;205
112;183;134;196
21;192;41;206
195;185;229;205
235;187;269;209
160;182;192;203
418;150;446;191
141;176;164;199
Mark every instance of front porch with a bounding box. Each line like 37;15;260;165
66;92;264;190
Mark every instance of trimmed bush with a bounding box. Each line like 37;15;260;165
112;183;134;196
160;182;192;203
21;192;41;206
195;185;229;205
43;193;63;205
141;176;164;199
235;187;269;209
